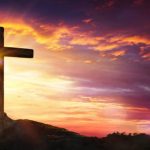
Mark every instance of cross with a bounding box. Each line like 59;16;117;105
0;27;34;116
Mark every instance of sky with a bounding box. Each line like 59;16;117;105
0;0;149;137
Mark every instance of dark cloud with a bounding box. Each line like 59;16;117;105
0;0;150;43
0;0;149;28
88;0;150;35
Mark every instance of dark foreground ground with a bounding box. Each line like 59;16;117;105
0;119;150;150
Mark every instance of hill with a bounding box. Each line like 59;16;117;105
0;118;103;150
0;116;150;150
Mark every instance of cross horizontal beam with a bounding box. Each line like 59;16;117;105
2;47;33;58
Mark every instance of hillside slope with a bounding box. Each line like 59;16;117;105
0;119;103;150
0;118;150;150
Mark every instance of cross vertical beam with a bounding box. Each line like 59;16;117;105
0;27;4;115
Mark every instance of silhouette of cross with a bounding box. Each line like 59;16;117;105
0;27;34;116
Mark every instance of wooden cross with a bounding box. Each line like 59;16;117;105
0;27;34;116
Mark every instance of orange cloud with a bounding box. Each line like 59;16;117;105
0;18;73;51
1;14;150;60
70;34;102;46
122;36;150;45
111;50;126;57
94;43;119;51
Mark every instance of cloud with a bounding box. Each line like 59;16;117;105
0;0;150;136
0;9;150;62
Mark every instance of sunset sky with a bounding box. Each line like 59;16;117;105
0;0;150;137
